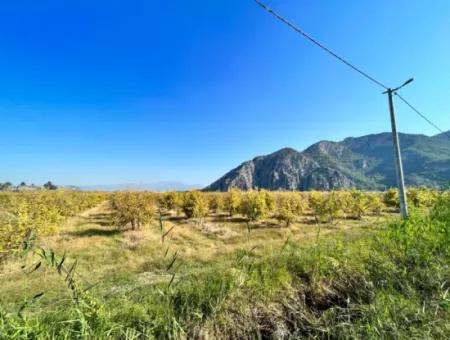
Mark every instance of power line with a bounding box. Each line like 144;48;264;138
254;0;388;90
395;93;450;139
255;0;449;140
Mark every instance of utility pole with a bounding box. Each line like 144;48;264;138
384;78;414;219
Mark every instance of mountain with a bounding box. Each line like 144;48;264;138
79;181;202;192
205;132;450;191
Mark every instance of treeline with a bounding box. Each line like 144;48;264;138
0;181;59;191
111;187;443;229
1;188;444;259
0;191;107;259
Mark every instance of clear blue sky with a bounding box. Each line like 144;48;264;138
1;0;449;186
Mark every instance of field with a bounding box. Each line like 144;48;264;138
1;189;450;339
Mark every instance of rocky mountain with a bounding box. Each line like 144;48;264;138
205;131;450;191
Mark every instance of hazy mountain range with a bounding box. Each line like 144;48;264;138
205;131;450;191
79;181;202;192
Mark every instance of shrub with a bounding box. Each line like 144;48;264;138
1;191;107;258
346;190;369;219
111;192;155;229
0;206;26;257
240;191;269;223
366;192;385;215
309;191;343;223
308;191;327;223
224;189;242;217
182;191;208;219
207;193;225;213
383;188;399;209
158;192;182;212
276;193;304;227
261;190;276;216
407;187;435;208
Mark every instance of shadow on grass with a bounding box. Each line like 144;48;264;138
90;213;114;219
300;218;319;225
211;216;248;223
88;219;114;227
84;212;115;227
166;215;188;222
250;221;282;229
69;228;122;238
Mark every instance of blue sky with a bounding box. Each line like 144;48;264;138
1;0;449;186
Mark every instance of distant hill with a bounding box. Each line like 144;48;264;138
79;181;202;192
205;131;450;191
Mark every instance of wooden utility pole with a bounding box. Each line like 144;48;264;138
384;80;413;219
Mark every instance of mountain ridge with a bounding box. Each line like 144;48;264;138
205;131;450;191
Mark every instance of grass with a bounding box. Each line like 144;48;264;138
0;202;378;307
1;196;449;339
